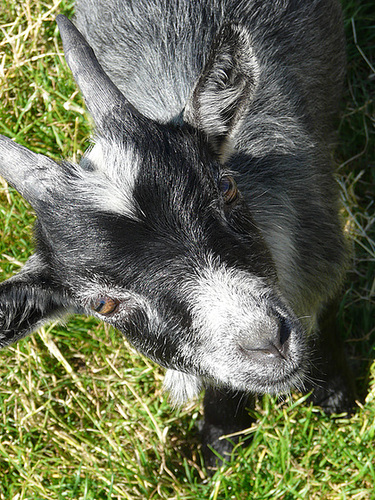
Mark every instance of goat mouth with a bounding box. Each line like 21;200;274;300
245;343;307;394
225;332;307;393
221;364;305;396
197;348;306;396
260;365;305;394
201;361;305;397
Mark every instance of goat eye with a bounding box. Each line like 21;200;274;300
91;297;119;315
219;175;238;204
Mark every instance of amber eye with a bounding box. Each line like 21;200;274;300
91;297;120;316
219;175;239;204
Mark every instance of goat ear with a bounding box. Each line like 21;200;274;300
0;135;61;206
184;24;259;159
0;255;72;348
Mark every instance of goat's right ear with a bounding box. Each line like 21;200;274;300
184;24;259;160
0;255;72;348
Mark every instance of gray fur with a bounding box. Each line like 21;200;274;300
73;0;348;316
0;0;354;466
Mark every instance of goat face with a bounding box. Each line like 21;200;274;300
0;17;306;403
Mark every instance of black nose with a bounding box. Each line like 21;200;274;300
239;314;292;360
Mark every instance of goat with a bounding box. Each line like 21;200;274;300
0;0;355;467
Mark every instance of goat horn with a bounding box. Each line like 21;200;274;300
56;15;133;130
0;135;58;205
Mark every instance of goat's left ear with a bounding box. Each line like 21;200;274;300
0;255;73;348
184;24;259;159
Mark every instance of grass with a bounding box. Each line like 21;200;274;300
0;0;374;498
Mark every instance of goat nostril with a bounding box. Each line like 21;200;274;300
269;315;291;352
279;316;291;346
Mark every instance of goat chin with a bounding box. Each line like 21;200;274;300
163;371;203;406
